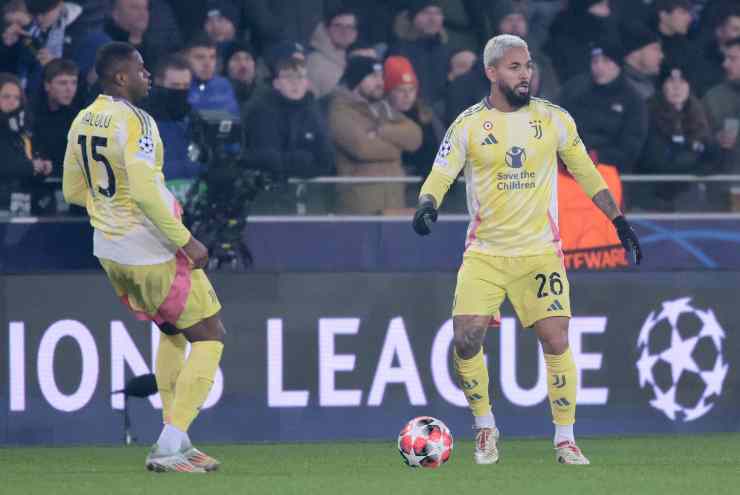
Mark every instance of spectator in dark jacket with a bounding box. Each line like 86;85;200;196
559;39;648;173
699;5;740;97
239;0;330;52
638;64;719;210
1;0;31;73
0;73;52;214
204;0;240;54
223;41;261;115
31;58;80;178
186;34;240;116
388;0;452;106
0;0;93;93
383;55;443;178
142;55;203;203
102;0;182;71
622;21;664;100
246;57;334;181
703;38;740;179
655;0;709;95
545;0;618;83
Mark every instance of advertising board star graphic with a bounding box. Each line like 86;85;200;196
701;358;729;398
696;309;726;348
683;400;713;422
660;329;699;383
657;297;694;327
636;347;659;387
650;385;682;420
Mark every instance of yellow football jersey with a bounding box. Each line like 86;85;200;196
420;96;608;257
63;94;191;265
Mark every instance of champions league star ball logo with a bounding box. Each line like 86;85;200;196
138;135;154;155
636;298;729;422
505;146;526;168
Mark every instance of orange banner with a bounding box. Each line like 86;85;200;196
558;163;628;270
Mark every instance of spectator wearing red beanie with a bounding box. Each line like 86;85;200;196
383;55;444;178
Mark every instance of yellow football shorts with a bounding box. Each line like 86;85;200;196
452;250;571;328
99;251;221;330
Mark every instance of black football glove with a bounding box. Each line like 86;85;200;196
412;201;438;236
613;215;642;265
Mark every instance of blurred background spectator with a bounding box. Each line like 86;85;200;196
637;64;718;210
30;57;79;212
307;6;358;98
699;4;740;97
621;21;664;100
546;0;617;84
328;56;421;214
246;56;334;183
388;0;451;108
1;0;94;93
703;36;740;210
383;55;443;179
204;0;239;54
186;34;239;116
559;38;648;174
102;0;182;71
224;41;260;115
0;72;52;215
142;55;202;204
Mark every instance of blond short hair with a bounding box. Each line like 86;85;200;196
483;34;528;67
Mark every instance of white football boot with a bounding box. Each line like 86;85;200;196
473;427;500;464
555;441;590;465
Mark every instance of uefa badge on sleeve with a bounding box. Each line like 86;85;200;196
436;139;452;166
138;135;154;155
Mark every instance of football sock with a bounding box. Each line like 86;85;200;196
544;347;577;439
170;341;224;433
156;423;187;454
554;424;575;445
453;348;493;421
155;333;187;424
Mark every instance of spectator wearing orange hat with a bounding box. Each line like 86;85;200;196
383;55;444;178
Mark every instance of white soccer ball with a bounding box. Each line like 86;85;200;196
397;416;453;468
636;297;729;421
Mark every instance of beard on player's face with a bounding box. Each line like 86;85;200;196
499;79;530;108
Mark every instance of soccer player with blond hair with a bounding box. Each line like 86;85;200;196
413;34;642;465
63;42;224;473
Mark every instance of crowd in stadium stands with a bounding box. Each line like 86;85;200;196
1;0;740;215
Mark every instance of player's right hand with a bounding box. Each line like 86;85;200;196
183;235;209;269
412;202;438;236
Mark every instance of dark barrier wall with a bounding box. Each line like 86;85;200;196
3;217;740;273
1;271;738;445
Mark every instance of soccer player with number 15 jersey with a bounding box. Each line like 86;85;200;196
63;42;224;473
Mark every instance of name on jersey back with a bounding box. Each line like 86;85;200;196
82;111;112;129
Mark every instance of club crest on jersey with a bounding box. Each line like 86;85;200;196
483;121;493;131
530;120;543;139
138;135;154;154
505;146;527;168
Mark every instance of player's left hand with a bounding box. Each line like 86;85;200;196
613;216;642;265
183;235;209;269
412;202;438;236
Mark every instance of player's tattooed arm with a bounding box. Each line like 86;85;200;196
591;189;622;221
